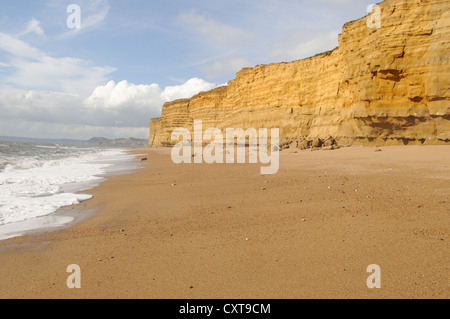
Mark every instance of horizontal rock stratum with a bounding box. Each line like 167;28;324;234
149;0;449;148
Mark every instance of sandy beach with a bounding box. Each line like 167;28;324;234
0;145;448;299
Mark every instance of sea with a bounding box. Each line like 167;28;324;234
0;140;142;241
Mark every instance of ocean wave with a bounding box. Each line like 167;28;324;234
0;147;124;226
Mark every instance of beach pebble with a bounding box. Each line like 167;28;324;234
311;138;322;148
261;187;266;191
171;183;176;187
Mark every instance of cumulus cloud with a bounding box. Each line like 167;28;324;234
161;78;217;101
0;16;217;139
85;81;163;109
0;77;217;138
83;78;216;126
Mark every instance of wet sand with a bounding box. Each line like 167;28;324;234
0;146;448;299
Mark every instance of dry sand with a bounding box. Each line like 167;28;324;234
0;145;448;299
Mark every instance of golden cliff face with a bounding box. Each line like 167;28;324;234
150;0;449;148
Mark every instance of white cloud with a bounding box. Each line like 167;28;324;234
0;86;82;125
85;80;163;109
18;18;45;37
0;32;45;60
0;77;217;139
8;56;116;97
175;11;255;49
0;32;115;96
85;77;216;113
83;78;217;124
200;57;253;78
161;78;217;101
0;12;217;139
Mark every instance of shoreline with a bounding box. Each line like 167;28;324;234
0;148;143;242
0;145;448;298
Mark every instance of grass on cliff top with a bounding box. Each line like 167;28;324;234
311;46;339;58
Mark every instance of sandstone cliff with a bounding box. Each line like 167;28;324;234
150;0;449;148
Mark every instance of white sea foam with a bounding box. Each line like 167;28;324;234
0;146;139;240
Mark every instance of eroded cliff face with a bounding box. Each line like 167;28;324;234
150;0;449;148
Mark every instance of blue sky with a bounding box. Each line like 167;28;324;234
0;0;376;139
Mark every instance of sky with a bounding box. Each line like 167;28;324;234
0;0;376;140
